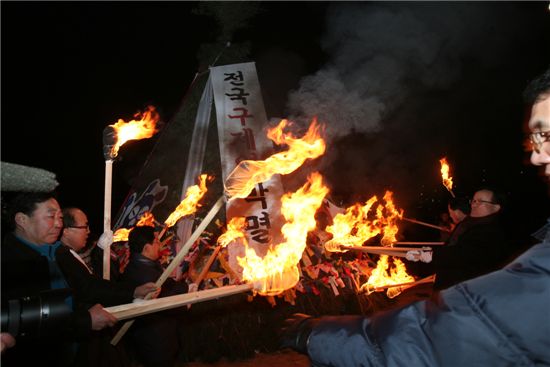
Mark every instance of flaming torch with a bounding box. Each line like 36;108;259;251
112;211;158;242
102;106;159;279
158;174;209;239
324;191;404;253
360;255;415;298
439;157;455;198
225;118;325;199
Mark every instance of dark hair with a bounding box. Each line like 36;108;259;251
523;66;550;105
128;226;155;254
7;192;57;229
448;197;470;215
61;207;78;228
474;186;507;207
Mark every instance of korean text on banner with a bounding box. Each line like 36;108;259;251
210;62;285;276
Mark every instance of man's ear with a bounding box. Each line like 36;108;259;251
142;242;153;254
14;212;28;229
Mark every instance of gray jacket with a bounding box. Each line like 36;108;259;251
307;232;550;366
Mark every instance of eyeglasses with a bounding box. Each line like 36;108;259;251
527;131;550;153
469;199;496;205
68;225;89;230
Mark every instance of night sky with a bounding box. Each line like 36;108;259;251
2;2;550;245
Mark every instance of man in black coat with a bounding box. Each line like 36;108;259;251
431;188;513;289
1;192;117;367
121;225;188;367
55;207;158;367
56;207;157;308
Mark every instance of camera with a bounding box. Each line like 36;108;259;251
1;288;73;339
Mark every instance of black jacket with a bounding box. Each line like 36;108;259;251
1;233;91;367
120;253;187;367
431;212;513;289
55;244;134;308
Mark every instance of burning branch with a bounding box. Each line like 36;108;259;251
324;191;403;253
439;157;455;198
360;255;415;298
360;274;436;296
158;174;209;239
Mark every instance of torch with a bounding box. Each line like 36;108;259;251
439;157;455;198
101;106;159;280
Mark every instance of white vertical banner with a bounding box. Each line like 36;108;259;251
210;62;285;277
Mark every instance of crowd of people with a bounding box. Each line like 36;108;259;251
2;66;549;367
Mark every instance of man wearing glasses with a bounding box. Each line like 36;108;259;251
55;207;158;367
280;67;550;366
526;68;550;178
427;186;513;290
55;207;157;307
469;189;501;218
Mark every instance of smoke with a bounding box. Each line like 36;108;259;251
282;3;533;213
286;3;519;141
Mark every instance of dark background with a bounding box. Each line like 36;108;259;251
2;2;549;247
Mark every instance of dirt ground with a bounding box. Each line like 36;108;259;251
186;350;309;367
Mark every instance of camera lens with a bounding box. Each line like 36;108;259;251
1;289;73;339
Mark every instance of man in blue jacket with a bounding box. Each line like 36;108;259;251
281;67;550;366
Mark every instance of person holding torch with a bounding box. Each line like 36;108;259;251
280;67;550;367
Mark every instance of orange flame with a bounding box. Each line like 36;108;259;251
112;212;157;242
224;118;326;199
360;255;415;298
164;174;209;227
439;157;454;194
324;191;404;252
136;212;156;227
113;228;132;242
237;172;329;296
217;217;247;248
110;105;159;157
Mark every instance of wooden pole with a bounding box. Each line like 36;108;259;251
103;159;113;280
157;225;169;240
111;195;225;345
105;284;253;321
155;196;225;288
362;274;436;294
342;245;433;252
401;217;451;232
345;248;410;258
195;245;222;288
393;241;445;246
